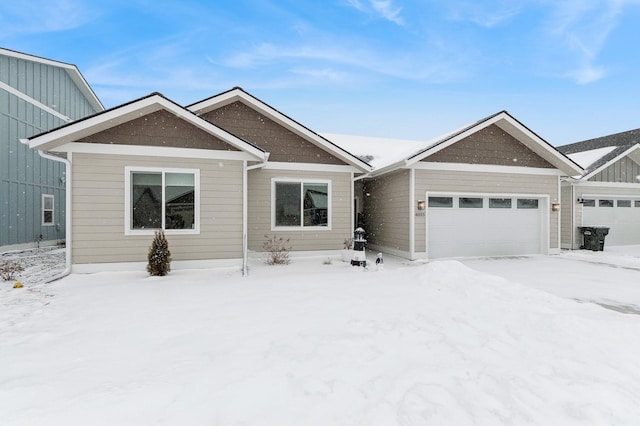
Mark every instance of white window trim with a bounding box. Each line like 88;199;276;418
124;166;200;236
271;178;332;231
42;194;54;226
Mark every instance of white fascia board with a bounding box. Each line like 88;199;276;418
580;144;640;181
575;181;640;189
55;142;259;161
27;95;266;161
262;161;361;173
413;162;564;176
189;89;371;172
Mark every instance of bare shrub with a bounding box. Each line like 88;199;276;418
0;261;25;281
263;234;291;265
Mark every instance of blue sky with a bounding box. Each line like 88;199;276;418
2;0;640;145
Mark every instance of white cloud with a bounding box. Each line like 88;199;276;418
444;1;522;28
345;0;404;25
542;0;632;84
0;0;98;38
566;64;607;84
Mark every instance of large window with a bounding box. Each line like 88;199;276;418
126;168;199;234
42;194;54;226
273;179;330;229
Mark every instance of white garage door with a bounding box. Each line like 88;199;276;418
581;197;640;246
427;195;544;259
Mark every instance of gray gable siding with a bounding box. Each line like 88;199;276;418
424;124;555;168
588;156;640;183
202;101;347;165
1;52;100;248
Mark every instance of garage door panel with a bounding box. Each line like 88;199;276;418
427;195;543;259
583;201;640;246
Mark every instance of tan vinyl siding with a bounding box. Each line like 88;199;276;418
426;124;555;168
247;168;352;251
560;183;573;248
589;156;640;183
414;170;559;252
72;153;243;265
363;170;410;252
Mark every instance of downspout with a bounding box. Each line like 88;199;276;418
242;158;269;276
571;181;576;250
409;168;415;260
37;149;72;283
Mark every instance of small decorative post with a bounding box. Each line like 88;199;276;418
351;227;367;267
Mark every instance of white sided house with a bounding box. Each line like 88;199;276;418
334;111;583;260
24;89;370;274
558;129;640;248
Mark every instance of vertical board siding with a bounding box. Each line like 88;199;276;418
414;170;559;252
1;52;99;248
247;168;352;251
590;157;640;183
72;153;244;264
363;170;410;252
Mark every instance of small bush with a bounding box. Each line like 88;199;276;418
343;237;353;250
0;260;25;281
263;234;291;265
147;230;171;276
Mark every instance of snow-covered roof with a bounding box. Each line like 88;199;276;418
321;133;426;170
566;146;618;169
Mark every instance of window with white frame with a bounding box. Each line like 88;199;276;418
126;168;199;234
273;179;330;229
42;194;54;226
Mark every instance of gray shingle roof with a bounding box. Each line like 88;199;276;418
557;128;640;176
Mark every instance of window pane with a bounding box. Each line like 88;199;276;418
635;200;640;208
617;199;631;208
43;210;53;224
583;199;595;207
303;183;328;226
43;196;53;210
275;182;301;226
459;197;483;208
489;198;512;208
599;199;614;208
132;173;162;229
428;197;453;208
517;198;539;209
165;173;195;230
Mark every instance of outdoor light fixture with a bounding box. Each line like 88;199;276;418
551;203;561;212
417;200;426;210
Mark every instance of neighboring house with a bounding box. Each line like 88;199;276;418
24;88;370;273
332;111;583;260
557;129;640;248
0;47;103;251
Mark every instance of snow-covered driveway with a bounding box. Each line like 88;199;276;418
463;246;640;314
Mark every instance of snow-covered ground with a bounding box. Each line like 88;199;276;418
2;248;640;425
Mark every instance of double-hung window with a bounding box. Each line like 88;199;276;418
42;194;54;226
273;179;331;229
125;167;199;235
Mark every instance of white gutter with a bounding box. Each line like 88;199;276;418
35;148;72;283
242;159;269;276
409;168;415;260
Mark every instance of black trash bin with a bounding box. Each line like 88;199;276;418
578;226;609;251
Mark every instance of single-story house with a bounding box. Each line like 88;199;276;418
557;128;640;248
331;111;583;260
24;88;371;273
